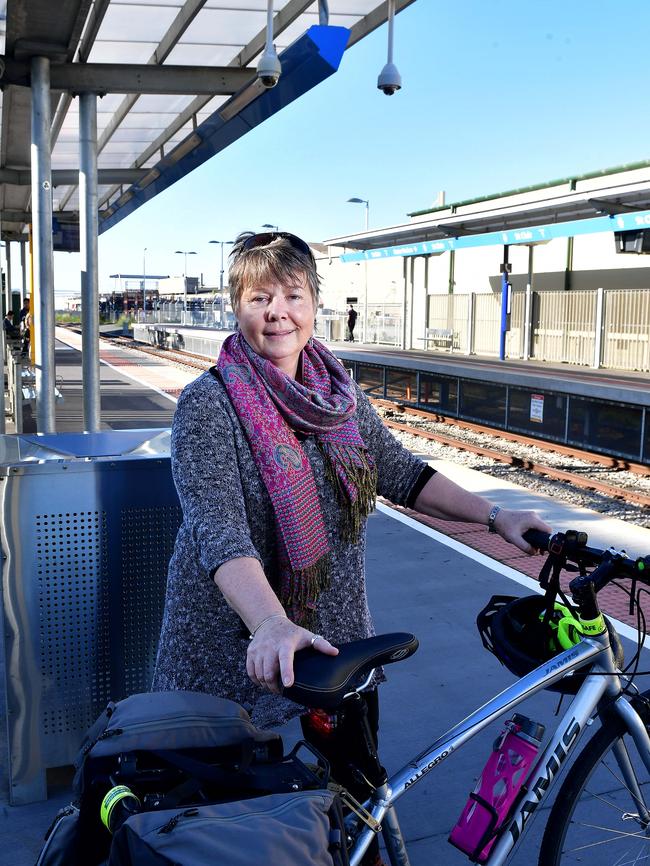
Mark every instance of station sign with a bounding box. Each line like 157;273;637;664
340;209;650;262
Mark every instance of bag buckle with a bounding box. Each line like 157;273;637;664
331;783;381;832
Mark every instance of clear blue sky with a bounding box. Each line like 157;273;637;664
52;0;650;294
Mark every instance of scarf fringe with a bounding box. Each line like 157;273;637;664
321;444;378;543
280;553;331;630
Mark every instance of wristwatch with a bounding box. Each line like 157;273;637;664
487;505;501;533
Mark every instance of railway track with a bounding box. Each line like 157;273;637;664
100;334;650;516
377;410;650;510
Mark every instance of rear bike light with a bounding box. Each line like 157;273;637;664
304;708;338;738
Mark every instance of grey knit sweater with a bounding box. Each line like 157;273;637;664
151;368;426;728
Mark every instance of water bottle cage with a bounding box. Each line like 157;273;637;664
465;793;501;860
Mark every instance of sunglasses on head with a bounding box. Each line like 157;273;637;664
241;231;312;258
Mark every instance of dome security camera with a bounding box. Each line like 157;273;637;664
257;46;281;89
377;62;401;96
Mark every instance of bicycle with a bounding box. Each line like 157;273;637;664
284;527;650;866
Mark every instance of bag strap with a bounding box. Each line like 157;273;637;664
149;740;255;787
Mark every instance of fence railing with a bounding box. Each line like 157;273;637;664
128;289;649;372
425;287;650;372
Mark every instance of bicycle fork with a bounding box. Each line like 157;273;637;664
610;696;650;827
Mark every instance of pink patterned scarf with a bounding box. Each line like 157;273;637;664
217;332;376;625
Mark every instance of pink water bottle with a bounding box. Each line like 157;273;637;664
448;714;545;863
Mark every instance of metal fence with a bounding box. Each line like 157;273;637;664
424;287;650;372
132;289;649;372
137;301;235;330
601;289;650;372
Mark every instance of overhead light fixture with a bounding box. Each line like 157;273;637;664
137;167;161;190
377;0;401;95
219;78;267;122
116;189;134;207
165;132;202;165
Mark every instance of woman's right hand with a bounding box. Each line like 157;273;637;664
246;616;338;694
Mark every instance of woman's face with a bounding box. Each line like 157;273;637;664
236;271;316;378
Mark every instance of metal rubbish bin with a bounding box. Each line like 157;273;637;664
0;429;182;804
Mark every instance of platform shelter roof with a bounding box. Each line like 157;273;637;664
0;0;415;245
326;161;650;256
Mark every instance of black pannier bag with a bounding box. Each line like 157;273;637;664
35;803;81;866
37;690;345;866
108;790;349;866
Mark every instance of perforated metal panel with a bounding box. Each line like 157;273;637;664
0;431;181;804
120;504;182;695
37;510;110;737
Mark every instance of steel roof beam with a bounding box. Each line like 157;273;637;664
0;168;148;185
51;0;112;147
585;197;641;215
1;209;77;223
96;0;313;209
57;0;210;211
2;58;252;95
347;0;417;48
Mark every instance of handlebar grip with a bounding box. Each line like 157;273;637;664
523;529;551;551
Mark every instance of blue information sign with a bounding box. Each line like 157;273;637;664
340;209;650;262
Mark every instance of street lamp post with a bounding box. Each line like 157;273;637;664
174;249;197;322
209;240;233;327
142;247;147;320
347;197;370;341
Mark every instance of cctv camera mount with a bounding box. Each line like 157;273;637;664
377;0;401;95
257;0;281;89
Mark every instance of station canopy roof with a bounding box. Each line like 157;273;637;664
0;0;415;246
325;161;650;254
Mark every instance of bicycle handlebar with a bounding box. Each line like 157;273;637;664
522;528;650;588
522;529;551;551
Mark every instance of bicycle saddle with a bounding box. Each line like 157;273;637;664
283;632;419;710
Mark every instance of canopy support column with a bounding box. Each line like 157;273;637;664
30;56;56;432
20;241;26;306
79;92;101;432
5;241;12;315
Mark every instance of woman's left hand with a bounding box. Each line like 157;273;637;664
246;616;338;695
492;508;553;554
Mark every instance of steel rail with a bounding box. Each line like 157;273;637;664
380;416;650;510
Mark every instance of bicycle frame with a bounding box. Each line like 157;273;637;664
348;630;650;866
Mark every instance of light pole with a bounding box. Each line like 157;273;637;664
347;197;370;341
209;240;233;327
142;247;147;320
346;197;369;231
174;249;197;321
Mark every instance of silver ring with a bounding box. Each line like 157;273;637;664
310;634;322;648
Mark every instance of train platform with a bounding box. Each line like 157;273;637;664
132;323;650;465
21;327;194;433
2;332;650;864
132;323;650;406
335;342;650;404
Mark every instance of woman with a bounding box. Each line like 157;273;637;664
152;231;550;864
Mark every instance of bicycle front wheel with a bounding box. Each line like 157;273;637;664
539;696;650;865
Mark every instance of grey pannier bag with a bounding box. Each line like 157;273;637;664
108;789;349;866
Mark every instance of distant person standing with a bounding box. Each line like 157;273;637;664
347;304;358;342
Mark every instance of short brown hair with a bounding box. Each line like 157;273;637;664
228;231;320;312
